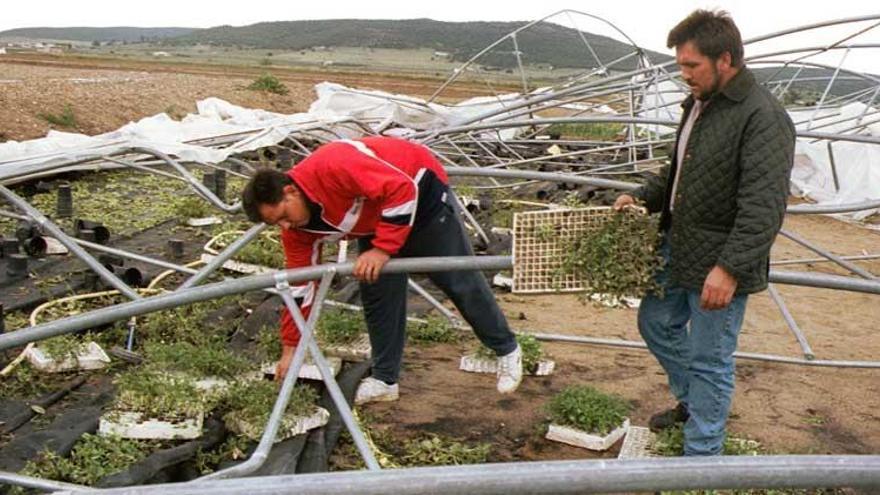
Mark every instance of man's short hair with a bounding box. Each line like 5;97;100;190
241;168;294;223
667;9;744;68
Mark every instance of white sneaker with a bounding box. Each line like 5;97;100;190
496;344;523;394
355;377;400;405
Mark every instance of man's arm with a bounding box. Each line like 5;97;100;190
711;106;796;306
276;229;322;380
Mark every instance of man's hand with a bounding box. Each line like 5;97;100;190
701;265;737;310
275;344;296;382
354;247;390;283
613;194;636;211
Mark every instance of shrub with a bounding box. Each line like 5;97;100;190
546;385;630;435
39;104;77;128
113;370;205;420
247;73;289;95
408;316;460;344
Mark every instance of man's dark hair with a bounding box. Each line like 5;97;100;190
667;9;744;68
241;168;294;223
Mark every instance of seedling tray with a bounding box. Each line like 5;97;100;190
99;410;204;440
200;253;274;275
27;341;111;373
617;426;658;459
186;217;223;227
226;406;330;442
260;356;342;381
546;418;630;451
320;334;371;362
459;354;556;376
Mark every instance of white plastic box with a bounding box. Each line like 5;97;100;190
27;341;111;373
226;407;330;442
260;356;342;381
98;411;204;440
545;418;630;451
617;426;658;459
459;354;556;376
320;334;371;362
186;217;223;227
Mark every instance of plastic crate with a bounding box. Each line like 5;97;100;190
546;418;630;451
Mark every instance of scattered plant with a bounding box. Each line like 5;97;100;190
143;340;251;379
222;379;318;428
247;73;289;95
546;385;630;435
399;434;490;466
112;370;205;420
317;308;365;345
408;316;460;344
39;104;77;128
175;195;213;219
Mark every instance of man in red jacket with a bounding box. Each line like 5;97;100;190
242;136;522;404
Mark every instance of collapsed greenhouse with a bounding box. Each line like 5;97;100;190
0;10;879;494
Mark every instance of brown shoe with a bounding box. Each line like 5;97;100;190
648;403;689;432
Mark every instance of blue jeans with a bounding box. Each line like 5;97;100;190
638;242;748;456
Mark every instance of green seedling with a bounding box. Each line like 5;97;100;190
546;385;630;435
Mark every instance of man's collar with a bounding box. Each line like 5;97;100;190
682;66;754;109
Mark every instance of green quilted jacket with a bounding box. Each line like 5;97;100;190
635;68;796;294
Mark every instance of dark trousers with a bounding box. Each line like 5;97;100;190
357;202;517;383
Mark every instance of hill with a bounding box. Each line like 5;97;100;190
0;27;197;43
168;18;671;70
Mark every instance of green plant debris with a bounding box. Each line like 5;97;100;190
0;170;221;237
213;231;285;267
14;434;152;488
559;209;663;302
222;380;318;428
408;316;461;344
194;435;252;474
38;333;89;362
143;340;251;379
0;362;60;400
475;333;545;373
113;370;205;420
256;325;282;361
38;104;77;128
544;122;625;140
399;434;491;466
138;296;244;346
175;195;214;219
546;385;630;435
247;73;289;95
317;308;365;345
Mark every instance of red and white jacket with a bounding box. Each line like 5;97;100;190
278;136;449;347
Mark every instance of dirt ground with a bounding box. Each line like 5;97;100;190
2;54;879;467
366;212;880;462
0;53;488;142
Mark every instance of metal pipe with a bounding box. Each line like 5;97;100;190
407;278;460;324
446;165;639;191
179;223;267;289
779;229;878;280
528;332;880;369
0;184;141;301
767;284;815;360
75;238;199;275
285;287;382;472
51;455;880;495
0;471;88;492
0;256;511;351
826;141;841;193
197;272;340;480
771;253;880;266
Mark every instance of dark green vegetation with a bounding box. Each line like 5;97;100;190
408;316;461;344
223;380;318;427
38;105;77;128
560;208;663;301
14;434;152;487
399;434;491;466
247;73;289;95
316;308;365;345
546;385;630;435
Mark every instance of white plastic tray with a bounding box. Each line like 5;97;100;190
260;356;342;381
459;354;555;376
98;410;204;440
226;407;330;442
27;341;111;373
546;418;630;451
186;217;223;227
617;426;658;459
320;334;371;362
200;253;274;275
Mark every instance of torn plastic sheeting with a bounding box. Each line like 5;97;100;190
792;139;880;220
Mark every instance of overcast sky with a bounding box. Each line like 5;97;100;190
3;0;879;72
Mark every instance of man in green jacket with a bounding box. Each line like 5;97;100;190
615;10;795;455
